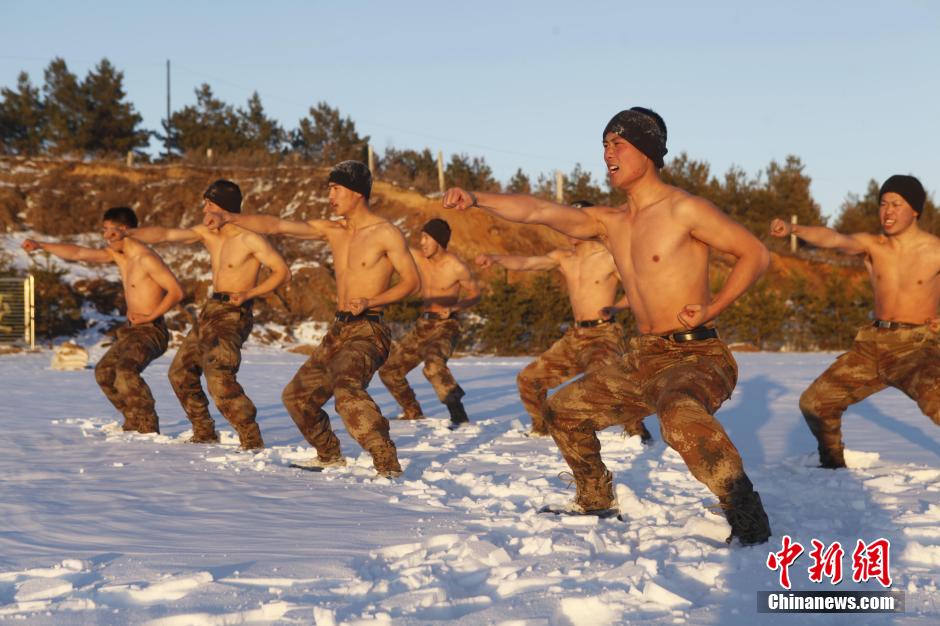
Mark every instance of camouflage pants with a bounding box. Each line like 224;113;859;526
378;317;463;418
518;323;626;434
282;318;398;469
545;334;749;498
95;318;169;434
168;300;261;448
800;324;940;460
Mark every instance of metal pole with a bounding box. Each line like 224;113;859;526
790;214;798;253
437;151;445;194
165;60;171;158
26;275;35;350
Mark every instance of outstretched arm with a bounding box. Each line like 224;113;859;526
443;188;603;240
210;210;334;240
129;254;185;325
769;218;867;255
22;239;111;263
678;197;771;327
475;252;560;272
130;226;203;245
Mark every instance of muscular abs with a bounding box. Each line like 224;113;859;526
599;206;711;334
864;238;940;324
415;255;461;313
557;249;620;321
112;247;166;318
330;225;396;310
204;230;262;294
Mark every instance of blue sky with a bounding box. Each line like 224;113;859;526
2;0;938;218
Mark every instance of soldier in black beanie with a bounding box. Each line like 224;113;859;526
379;218;481;429
770;173;940;470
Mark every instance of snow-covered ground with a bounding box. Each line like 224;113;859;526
1;348;938;625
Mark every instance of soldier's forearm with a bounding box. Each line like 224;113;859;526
709;248;770;321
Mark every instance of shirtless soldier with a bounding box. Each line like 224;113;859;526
771;174;940;469
476;201;651;443
208;161;420;476
132;180;290;450
443;107;772;545
23;207;183;434
378;218;480;428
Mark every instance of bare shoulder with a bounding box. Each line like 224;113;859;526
851;232;880;247
376;220;408;247
670;187;717;220
918;230;940;262
233;226;274;250
446;251;472;274
189;224;212;239
584;205;623;222
316;218;347;235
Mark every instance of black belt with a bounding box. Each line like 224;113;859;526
661;326;719;342
420;311;455;321
211;292;253;307
575;318;613;328
872;320;919;330
336;310;383;323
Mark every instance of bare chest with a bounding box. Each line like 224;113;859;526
559;253;615;290
205;235;255;270
868;246;938;292
333;230;388;273
605;212;696;277
417;260;459;293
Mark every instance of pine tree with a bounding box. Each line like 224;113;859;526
378;147;438;193
167;84;243;155
562;164;605;205
81;59;149;155
444;153;500;192
42;58;84;154
506;168;532;194
238;91;285;154
0;72;45;155
290;102;368;164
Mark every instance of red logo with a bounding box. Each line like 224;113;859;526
767;537;892;589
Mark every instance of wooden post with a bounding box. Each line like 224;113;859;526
555;170;564;204
206;147;213;162
126;151;134;167
437;151;446;194
367;144;374;175
790;214;798;253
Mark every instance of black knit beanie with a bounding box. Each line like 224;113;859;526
329;160;372;200
880;174;926;218
422;218;451;249
204;179;242;213
603;107;668;169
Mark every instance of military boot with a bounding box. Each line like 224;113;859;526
818;444;846;469
398;404;425;421
719;487;772;546
444;390;469;429
235;423;265;451
189;419;220;444
572;469;616;513
370;440;403;478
